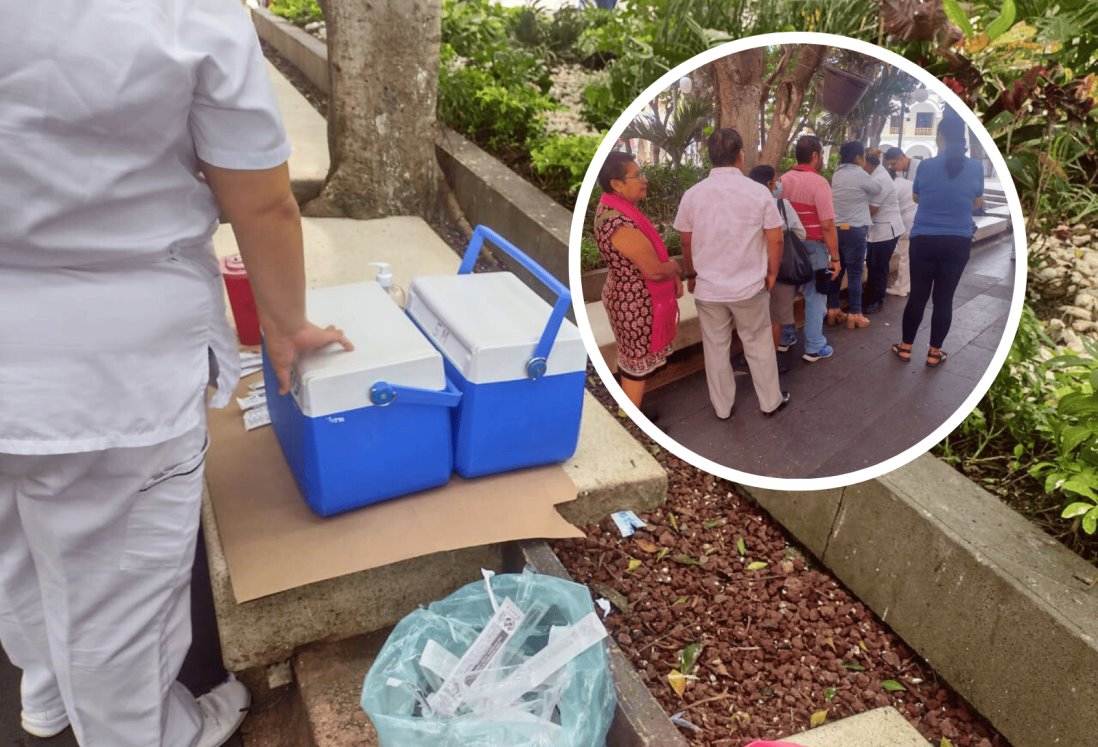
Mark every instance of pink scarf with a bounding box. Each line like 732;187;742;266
599;192;679;354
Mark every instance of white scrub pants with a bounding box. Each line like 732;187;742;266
0;422;208;747
887;235;911;295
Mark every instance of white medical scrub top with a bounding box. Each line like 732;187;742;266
0;0;292;454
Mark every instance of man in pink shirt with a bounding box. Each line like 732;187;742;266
780;136;841;361
674;128;789;420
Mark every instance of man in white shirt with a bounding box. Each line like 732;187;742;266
0;3;350;746
674;129;789;420
862;147;907;313
884;147;918;296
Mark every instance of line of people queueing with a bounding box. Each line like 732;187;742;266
594;108;984;421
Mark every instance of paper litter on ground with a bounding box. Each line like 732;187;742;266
611;510;647;537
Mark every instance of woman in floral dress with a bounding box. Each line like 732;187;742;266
593;152;683;410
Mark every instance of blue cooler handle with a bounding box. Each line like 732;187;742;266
459;225;570;380
368;378;462;408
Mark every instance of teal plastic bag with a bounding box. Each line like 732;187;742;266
361;571;616;747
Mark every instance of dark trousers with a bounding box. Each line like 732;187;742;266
179;522;228;697
864;235;900;308
901;235;972;348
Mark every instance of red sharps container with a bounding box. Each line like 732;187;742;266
220;254;262;345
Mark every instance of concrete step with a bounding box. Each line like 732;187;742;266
264;60;329;203
205;216;668;673
240;541;690;747
586;294;701;375
973;214;1011;242
291;634;384;747
787;707;927;746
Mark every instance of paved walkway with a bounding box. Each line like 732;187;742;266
644;234;1017;479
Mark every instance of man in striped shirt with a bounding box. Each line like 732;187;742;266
780;136;841;362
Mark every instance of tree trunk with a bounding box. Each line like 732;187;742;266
866;111;888;147
649;100;662;165
759;45;826;168
709;49;765;170
306;0;441;220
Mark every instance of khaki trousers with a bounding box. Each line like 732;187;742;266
695;289;783;418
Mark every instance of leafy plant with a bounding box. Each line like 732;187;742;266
268;0;322;25
938;307;1098;538
580;236;601;273
623;92;715;167
529;133;602;200
437;45;558;154
1034;341;1098;535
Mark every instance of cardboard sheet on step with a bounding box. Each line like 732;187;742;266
205;371;583;603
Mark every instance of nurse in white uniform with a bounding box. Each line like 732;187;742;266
0;2;351;745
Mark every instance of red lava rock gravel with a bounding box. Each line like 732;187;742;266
551;373;1010;747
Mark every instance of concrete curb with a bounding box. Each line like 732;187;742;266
742;453;1098;747
435;128;573;308
251;7;329;95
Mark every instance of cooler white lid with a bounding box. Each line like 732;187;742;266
406;272;586;385
291;283;445;417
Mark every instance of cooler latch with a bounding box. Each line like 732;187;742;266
368;380;463;408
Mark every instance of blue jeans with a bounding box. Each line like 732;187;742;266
827;225;868;315
800;239;829;354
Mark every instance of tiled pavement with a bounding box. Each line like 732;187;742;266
643;234;1018;479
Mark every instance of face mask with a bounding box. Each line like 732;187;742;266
772;182;783;199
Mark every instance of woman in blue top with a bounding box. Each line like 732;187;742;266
890;110;984;367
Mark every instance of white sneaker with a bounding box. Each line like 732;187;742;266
194;675;250;747
21;706;70;738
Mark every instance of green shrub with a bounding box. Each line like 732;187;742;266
529;133;602;201
939;305;1098;536
580;236;601;272
437;45;557;154
637;162;708;234
580;74;620;132
1033;341;1098;535
442;0;515;60
268;0;322;25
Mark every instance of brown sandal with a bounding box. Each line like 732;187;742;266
926;349;948;368
891;343;912;363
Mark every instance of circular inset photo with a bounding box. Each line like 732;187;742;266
570;33;1027;489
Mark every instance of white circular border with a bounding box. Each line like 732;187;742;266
569;31;1029;492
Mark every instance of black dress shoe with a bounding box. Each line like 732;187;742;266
776;351;790;374
762;391;791;417
864;302;883;314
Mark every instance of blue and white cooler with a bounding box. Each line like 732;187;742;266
406;225;587;478
263;282;461;517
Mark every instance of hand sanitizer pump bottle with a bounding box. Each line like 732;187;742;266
369;262;406;307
